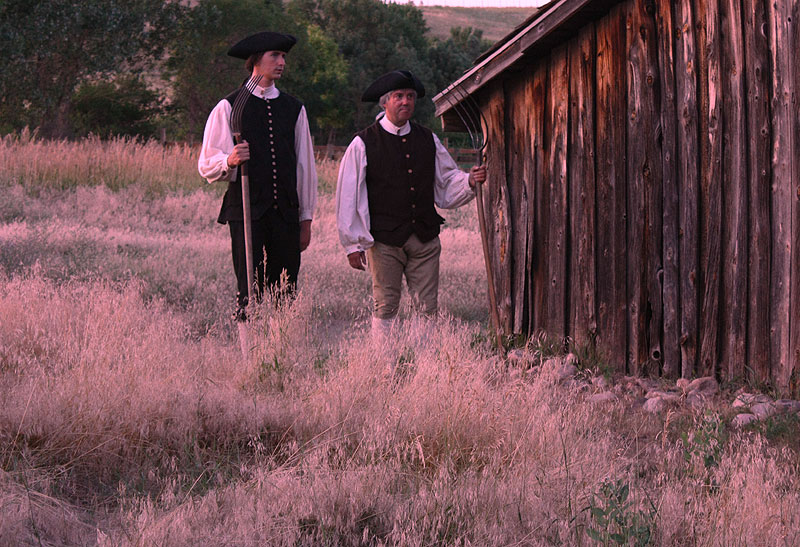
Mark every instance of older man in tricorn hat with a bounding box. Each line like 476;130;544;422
199;31;317;323
336;70;487;337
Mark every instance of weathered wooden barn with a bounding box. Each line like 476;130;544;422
434;0;799;392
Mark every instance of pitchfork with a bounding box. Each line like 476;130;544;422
443;84;502;348
230;74;263;309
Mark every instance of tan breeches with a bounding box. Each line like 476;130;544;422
367;234;441;320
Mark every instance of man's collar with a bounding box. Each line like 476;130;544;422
379;115;410;136
252;84;280;100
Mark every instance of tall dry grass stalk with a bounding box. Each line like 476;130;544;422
1;129;204;196
1;136;799;545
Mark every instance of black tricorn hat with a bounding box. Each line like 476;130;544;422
227;32;297;59
361;70;425;102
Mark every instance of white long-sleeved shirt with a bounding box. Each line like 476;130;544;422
197;84;317;222
335;116;475;255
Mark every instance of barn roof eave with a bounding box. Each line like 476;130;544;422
434;0;623;129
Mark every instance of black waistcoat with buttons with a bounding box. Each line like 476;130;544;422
358;121;444;247
217;90;303;225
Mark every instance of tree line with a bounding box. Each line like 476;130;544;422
0;0;491;145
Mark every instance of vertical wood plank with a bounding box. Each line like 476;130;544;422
484;83;514;335
626;0;663;375
791;0;800;395
720;0;748;383
674;0;701;379
529;63;549;336
743;0;771;385
654;0;681;378
595;3;628;373
546;43;571;338
768;0;793;392
696;0;724;379
642;0;664;375
568;24;597;347
505;73;535;335
626;2;646;375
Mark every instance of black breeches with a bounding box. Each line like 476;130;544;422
228;208;300;310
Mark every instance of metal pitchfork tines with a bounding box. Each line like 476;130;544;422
443;84;502;348
230;74;263;310
448;84;488;166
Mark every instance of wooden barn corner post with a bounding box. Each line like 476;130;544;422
483;83;514;338
504;69;538;338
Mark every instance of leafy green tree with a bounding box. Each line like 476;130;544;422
426;26;492;148
295;24;350;145
0;0;490;144
0;0;179;137
288;1;490;141
290;0;436;137
69;75;163;139
428;26;492;92
166;0;279;141
166;0;348;144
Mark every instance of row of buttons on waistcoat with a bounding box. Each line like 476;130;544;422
267;100;278;210
401;137;418;225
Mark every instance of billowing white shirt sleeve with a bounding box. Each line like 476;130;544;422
198;99;236;183
295;106;318;222
335;136;373;255
432;133;475;209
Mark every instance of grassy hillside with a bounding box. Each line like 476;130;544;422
421;6;537;43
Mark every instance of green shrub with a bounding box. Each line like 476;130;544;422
584;479;656;546
70;75;163;139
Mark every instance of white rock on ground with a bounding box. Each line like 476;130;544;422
732;392;772;408
507;349;536;370
732;413;758;428
543;357;561;370
775;399;800;413
510;359;799;430
588;392;616;404
688;376;718;396
686;391;712;409
646;390;682;403
636;377;660;392
592;376;609;390
643;397;666;413
558;364;578;381
751;402;780;420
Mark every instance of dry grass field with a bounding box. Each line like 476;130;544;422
420;6;537;42
1;132;799;545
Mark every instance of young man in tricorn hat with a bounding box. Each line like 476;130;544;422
335;70;487;338
198;31;317;324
